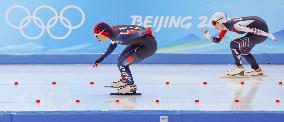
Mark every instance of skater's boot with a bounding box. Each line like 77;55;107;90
225;66;245;76
112;79;127;88
245;69;264;76
117;84;137;94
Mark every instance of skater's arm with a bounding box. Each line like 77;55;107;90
233;21;277;40
95;43;117;64
203;30;227;43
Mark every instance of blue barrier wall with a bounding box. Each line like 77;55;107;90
0;112;11;122
0;54;282;64
1;111;284;122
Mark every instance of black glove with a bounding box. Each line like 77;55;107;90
95;57;104;64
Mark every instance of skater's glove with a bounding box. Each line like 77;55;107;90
203;30;213;41
95;57;104;64
269;33;277;41
93;58;103;68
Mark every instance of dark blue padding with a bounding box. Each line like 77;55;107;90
176;111;284;122
0;54;283;64
1;111;283;122
11;111;171;122
0;112;12;122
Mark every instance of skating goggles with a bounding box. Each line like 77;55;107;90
212;17;224;26
95;29;105;37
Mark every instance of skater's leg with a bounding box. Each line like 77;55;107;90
116;35;157;94
241;35;267;70
234;38;258;70
117;49;141;85
230;40;243;67
135;35;157;59
110;45;139;88
115;51;140;93
118;45;138;80
241;35;267;76
242;53;264;76
242;53;259;70
117;35;157;85
223;38;248;76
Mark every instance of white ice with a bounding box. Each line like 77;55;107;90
0;64;283;111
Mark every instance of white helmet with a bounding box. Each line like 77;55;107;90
210;12;228;25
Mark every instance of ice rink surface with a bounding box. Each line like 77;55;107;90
0;64;283;111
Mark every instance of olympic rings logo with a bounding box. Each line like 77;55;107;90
5;5;85;40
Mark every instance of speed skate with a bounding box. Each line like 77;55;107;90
109;84;142;95
110;93;142;95
219;73;268;78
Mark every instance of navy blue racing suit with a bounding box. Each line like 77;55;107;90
211;16;268;69
96;25;157;85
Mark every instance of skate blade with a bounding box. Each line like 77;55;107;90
104;86;119;88
220;74;268;78
220;74;248;78
110;93;142;95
